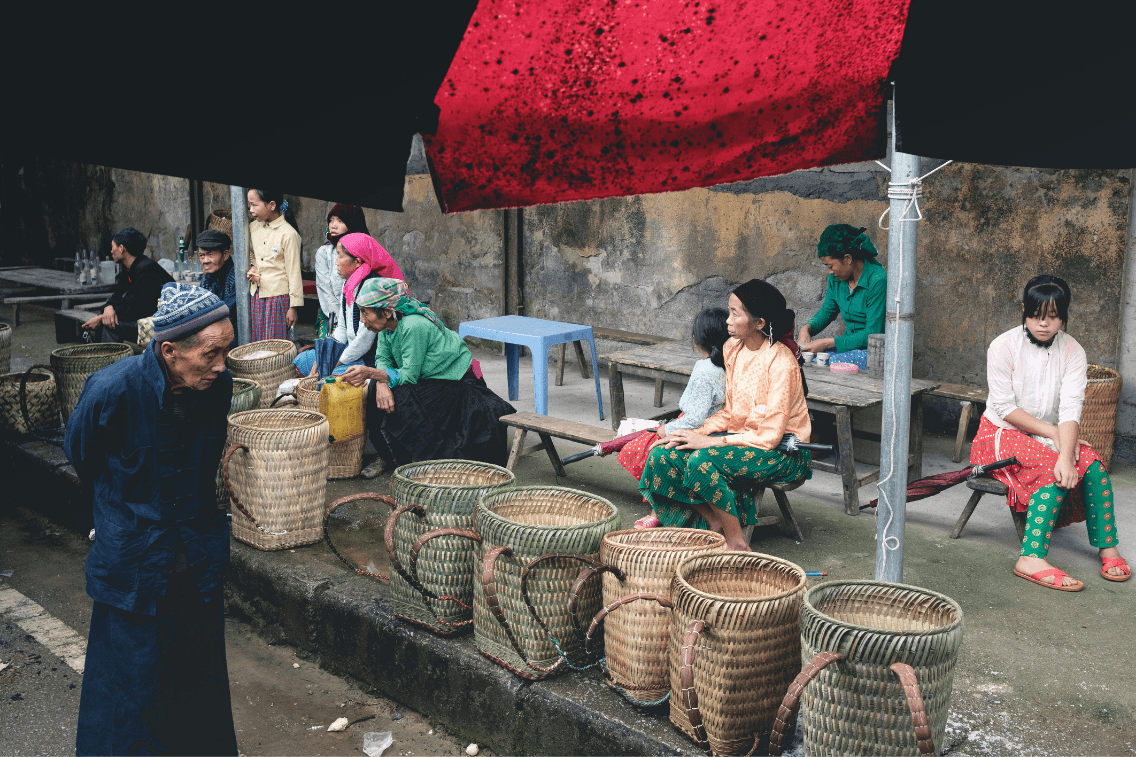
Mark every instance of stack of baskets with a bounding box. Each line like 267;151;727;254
0;322;11;374
226;340;297;409
385;460;515;634
0;367;60;435
274;375;365;479
222;408;330;550
215;379;263;507
473;486;619;679
50;344;133;422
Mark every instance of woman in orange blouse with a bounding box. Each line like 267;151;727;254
640;279;812;551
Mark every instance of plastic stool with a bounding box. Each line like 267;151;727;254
457;315;604;419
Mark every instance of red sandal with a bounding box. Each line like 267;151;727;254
1101;557;1131;582
1013;567;1084;592
633;514;661;529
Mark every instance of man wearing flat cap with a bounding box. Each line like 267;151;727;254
196;228;238;335
65;283;238;755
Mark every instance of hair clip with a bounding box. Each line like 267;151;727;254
280;199;290;214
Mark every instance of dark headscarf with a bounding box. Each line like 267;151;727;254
326;203;369;246
817;224;878;260
731;279;801;359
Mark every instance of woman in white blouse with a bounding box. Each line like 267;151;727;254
971;275;1128;590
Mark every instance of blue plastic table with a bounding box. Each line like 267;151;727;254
458;315;604;419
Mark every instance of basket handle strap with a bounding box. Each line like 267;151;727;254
321;493;397;580
767;651;846;756
521;553;603;644
480;547;563;675
20;364;64;443
678;619;710;750
269;392;297;408
383;504;427;591
584;591;671;654
222;443;289;536
567;564;626;642
890;662;936;756
405;526;483;630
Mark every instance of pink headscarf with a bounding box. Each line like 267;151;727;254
340;233;405;306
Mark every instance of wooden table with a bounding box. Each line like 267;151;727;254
603;340;940;515
0;268;115;307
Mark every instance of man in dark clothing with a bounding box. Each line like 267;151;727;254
66;282;238;756
82;227;173;343
196;229;237;336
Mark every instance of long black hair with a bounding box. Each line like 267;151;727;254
1021;274;1071;325
692;307;729;368
253;189;301;235
731;279;795;342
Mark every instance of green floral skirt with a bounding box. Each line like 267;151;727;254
639;444;812;529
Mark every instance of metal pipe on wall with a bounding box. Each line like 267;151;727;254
874;121;921;583
230;186;251;346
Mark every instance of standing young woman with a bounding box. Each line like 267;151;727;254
247;189;303;341
971;274;1128;589
314;204;369;339
639;279;812;552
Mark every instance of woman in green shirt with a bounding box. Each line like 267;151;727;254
340;277;515;476
796;224;887;369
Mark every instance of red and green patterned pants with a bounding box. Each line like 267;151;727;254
1021;460;1119;558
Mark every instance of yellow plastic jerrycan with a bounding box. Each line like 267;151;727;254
319;377;365;443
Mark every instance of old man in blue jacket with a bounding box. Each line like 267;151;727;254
65;283;237;755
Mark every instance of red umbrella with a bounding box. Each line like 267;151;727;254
864;457;1019;510
561;432;831;466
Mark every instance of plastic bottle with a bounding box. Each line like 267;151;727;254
319;377;365;444
74;252;85;285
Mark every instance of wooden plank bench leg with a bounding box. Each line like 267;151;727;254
507;427;528;471
537;432;568;477
572;340;591;379
834;406;859;515
953;400;973;464
950;488;984;539
772;488;804;543
1011;510;1026;544
653;379;664;407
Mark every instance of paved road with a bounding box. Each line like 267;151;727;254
0;505;487;757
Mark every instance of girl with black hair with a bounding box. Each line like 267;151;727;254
314;204;369;338
640;279;812;551
617;307;730;528
247;189;303;340
971;274;1128;589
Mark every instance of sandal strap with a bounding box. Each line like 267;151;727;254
1102;557;1131;574
1032;567;1068;586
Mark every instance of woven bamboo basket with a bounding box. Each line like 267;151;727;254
0;368;59;435
382;460;515;635
1081;365;1122;469
667;551;808;756
215;379;263;507
0;322;11;374
272;376;364;478
226;339;298;408
222;409;330;550
768;580;964;757
208;208;233;237
473;486;619;680
580;529;726;706
50;344;133;422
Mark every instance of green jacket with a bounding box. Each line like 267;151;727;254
806;259;887;352
376;314;472;386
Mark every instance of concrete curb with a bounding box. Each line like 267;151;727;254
3;437;718;756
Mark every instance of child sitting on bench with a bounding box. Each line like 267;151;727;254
618;307;729;528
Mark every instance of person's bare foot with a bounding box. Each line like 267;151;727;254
1099;546;1129;578
1015;555;1078;587
725;538;751;552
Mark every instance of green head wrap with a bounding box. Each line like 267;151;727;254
817;224;878;260
355;277;445;331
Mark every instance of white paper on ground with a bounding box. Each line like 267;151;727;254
363;732;393;757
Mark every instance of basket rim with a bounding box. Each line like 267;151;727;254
803;579;964;636
228;408;327;431
602;527;726;553
393;459;515;490
0;323;10;332
478;485;618;530
232;378;260;391
673;549;807;604
1;371;52;383
227;339;295;362
50;343;133;359
1086;364;1121;383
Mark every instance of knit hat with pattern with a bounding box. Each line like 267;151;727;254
152;282;230;343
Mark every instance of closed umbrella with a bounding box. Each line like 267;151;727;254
864;457;1019;510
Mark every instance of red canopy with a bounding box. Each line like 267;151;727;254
424;0;910;212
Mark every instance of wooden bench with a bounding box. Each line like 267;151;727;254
734;479;806;544
558;327;673;406
928;382;989;463
950;475;1026;542
501;408;680;475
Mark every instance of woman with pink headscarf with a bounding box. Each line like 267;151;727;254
293;233;405;377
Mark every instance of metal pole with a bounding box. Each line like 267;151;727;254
230;186;251;346
874;113;921;583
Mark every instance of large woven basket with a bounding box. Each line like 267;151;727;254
384;460;515;635
272;376;364;479
222;409;330;550
0;369;59;435
769;580;964;757
50;344;133;422
208;208;233;237
226;339;298;408
473;486;619;680
582;529;726;705
215;379;263;507
0;323;11;374
668;551;808;756
1081;364;1122;469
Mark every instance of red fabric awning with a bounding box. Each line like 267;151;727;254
425;0;910;212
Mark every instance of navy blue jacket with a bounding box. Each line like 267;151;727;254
64;343;233;615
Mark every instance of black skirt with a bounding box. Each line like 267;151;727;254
367;368;516;467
